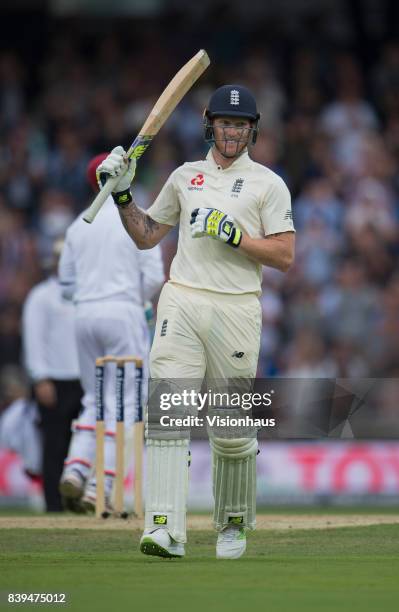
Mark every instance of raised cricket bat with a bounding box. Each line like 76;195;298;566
83;49;210;223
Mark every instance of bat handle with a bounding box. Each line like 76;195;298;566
83;135;153;224
83;175;120;223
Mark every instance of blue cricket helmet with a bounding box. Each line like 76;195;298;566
204;84;260;144
206;84;260;120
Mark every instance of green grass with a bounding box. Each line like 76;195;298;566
1;526;399;612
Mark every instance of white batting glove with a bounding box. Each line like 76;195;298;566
190;207;242;248
96;146;137;195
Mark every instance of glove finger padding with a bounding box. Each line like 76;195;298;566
191;221;206;238
112;145;126;156
95;146;137;195
97;159;122;178
190;207;211;237
189;207;242;248
106;155;126;175
190;208;200;224
205;209;229;238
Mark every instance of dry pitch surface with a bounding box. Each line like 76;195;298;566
1;512;399;530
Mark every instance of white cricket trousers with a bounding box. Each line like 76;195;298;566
150;282;261;380
64;300;149;481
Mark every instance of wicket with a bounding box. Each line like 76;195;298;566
95;355;144;519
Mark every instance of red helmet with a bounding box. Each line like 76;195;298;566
86;153;108;192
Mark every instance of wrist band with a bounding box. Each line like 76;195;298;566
112;189;133;207
228;228;242;248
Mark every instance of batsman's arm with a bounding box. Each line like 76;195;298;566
190;208;295;271
95;147;175;248
118;168;180;248
239;231;295;272
117;201;173;249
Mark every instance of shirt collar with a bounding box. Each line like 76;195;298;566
205;147;251;171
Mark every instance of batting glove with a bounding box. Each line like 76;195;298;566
190;208;242;248
96;146;137;207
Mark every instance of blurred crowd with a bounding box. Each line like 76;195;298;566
0;21;398;414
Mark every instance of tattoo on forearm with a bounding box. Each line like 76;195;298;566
143;212;161;237
118;200;161;243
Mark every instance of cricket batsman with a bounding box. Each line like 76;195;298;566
96;84;295;559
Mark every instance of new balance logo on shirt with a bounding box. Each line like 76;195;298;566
284;210;293;220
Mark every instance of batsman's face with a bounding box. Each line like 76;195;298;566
213;117;253;158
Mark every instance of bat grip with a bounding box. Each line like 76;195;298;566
83;175;120;223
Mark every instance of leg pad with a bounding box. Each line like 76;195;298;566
210;437;257;531
144;439;189;543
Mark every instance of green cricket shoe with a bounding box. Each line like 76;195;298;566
216;525;246;559
140;529;185;559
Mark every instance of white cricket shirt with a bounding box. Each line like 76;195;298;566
147;149;294;296
22;276;80;381
59;197;164;305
